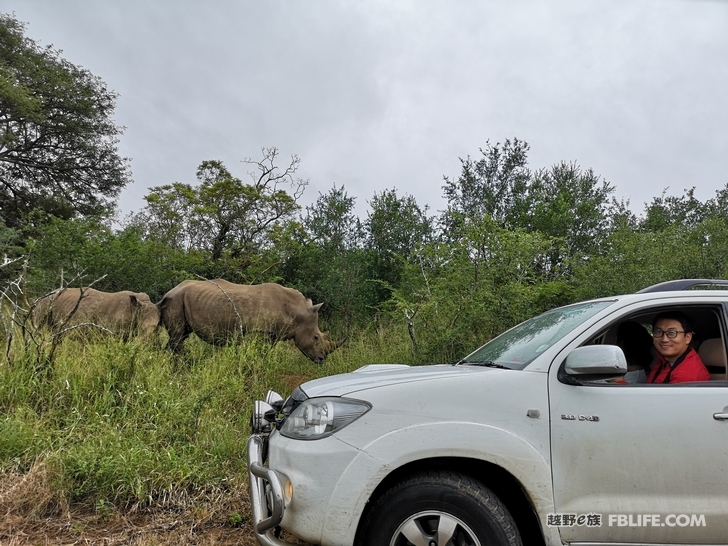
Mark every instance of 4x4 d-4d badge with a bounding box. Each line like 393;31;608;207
561;414;600;422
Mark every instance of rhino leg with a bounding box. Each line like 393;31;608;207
165;327;189;353
162;312;191;353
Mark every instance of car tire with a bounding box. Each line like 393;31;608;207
356;470;522;546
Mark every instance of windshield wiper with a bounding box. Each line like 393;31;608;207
458;360;511;369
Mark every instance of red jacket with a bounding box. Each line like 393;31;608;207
646;347;710;384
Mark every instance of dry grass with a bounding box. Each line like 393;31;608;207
0;464;310;546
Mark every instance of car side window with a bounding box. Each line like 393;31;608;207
581;305;727;385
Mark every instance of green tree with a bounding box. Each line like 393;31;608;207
707;183;728;218
364;189;433;310
129;148;306;281
194;155;305;263
27;218;198;301
366;189;432;260
304;184;363;251
569;217;728;301
514;161;616;259
0;13;130;232
128;182;197;251
283;185;371;330
393;219;571;363
641;187;708;232
687;216;728;280
0;222;22;262
441;138;530;237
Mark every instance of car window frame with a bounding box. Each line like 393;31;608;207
554;301;728;387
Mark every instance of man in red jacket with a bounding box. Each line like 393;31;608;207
646;311;710;384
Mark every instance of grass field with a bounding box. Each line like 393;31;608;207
0;325;418;544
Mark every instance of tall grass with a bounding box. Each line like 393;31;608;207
0;323;416;512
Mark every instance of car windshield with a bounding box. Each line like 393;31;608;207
458;301;614;370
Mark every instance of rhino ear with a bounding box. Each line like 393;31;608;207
311;302;323;313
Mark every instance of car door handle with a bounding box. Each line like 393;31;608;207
713;412;728;421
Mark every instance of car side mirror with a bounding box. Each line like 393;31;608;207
562;345;628;383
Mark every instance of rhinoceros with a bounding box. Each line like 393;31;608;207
34;287;161;340
158;279;344;363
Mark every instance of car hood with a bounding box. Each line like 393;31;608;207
300;363;506;397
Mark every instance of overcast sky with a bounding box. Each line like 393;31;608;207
4;0;728;222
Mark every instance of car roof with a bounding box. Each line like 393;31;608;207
551;279;728;312
636;279;728;293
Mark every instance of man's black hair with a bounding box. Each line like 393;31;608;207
652;310;693;333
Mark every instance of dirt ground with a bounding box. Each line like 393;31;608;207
0;466;310;546
0;510;309;546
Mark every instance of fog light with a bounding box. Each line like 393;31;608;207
251;400;275;433
284;479;293;504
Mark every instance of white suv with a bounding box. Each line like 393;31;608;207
247;280;728;545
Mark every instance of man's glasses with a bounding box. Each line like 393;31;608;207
652;329;686;339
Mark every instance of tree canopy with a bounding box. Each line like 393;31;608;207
128;148;307;281
0;13;130;234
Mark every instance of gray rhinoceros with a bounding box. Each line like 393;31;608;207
33;287;161;339
158;279;344;363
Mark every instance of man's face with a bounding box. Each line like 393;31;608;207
653;318;692;360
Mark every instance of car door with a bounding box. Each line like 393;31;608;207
549;366;728;543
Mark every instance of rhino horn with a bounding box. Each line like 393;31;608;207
326;337;347;353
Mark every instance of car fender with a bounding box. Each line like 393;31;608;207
320;421;561;545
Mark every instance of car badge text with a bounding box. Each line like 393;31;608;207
561;414;600;422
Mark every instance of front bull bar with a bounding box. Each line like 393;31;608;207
247;434;290;546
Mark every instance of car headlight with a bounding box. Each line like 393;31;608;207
279;397;371;440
